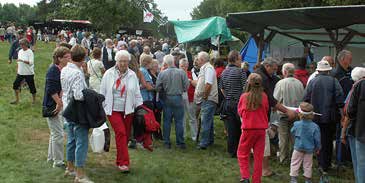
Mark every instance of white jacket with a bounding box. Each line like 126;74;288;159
100;67;143;116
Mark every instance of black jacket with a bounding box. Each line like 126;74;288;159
347;78;365;143
331;65;353;97
63;89;106;128
255;65;279;108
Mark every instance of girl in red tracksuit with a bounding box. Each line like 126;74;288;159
237;73;269;183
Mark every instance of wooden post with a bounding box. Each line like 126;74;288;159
257;31;264;63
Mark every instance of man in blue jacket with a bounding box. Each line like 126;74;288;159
304;60;344;176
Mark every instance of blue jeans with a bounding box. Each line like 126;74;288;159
163;95;185;146
348;135;365;183
65;121;89;167
199;100;216;147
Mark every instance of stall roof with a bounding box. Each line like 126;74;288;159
227;5;365;48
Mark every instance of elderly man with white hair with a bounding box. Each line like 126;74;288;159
345;66;365;183
101;39;116;70
100;50;143;173
195;51;218;150
156;55;189;149
274;63;304;164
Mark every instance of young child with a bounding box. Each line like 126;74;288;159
290;102;321;183
237;73;269;183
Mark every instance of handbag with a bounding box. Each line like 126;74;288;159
42;104;57;117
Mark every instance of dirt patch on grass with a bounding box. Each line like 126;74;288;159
21;128;50;144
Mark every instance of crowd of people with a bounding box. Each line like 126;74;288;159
5;24;365;183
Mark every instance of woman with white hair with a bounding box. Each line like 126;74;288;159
343;67;365;183
100;50;143;173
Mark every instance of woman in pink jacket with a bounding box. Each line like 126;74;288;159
237;73;269;183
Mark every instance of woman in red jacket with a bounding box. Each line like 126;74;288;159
237;73;269;183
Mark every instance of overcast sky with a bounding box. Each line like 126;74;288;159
1;0;203;20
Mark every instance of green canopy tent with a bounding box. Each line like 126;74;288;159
170;16;234;44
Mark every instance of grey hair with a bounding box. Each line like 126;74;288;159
151;59;159;66
179;58;189;66
262;57;279;66
198;51;210;63
115;50;131;61
351;67;365;81
337;50;352;62
282;63;295;76
105;39;113;46
163;55;175;67
19;38;29;47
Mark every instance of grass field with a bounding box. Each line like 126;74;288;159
0;41;355;183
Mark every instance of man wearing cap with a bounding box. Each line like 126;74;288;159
303;60;344;176
307;56;335;85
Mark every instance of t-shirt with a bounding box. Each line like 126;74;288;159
140;67;153;101
0;28;5;36
17;49;34;75
205;66;215;84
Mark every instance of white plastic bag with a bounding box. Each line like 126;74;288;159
89;128;105;153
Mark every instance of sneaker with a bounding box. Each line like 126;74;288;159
10;101;18;105
118;165;130;173
128;140;136;149
177;144;186;150
74;176;94;183
197;145;207;150
136;142;145;150
240;178;250;183
304;179;312;183
53;162;66;169
64;168;76;177
290;176;298;183
164;143;171;149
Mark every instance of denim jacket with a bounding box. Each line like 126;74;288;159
291;120;321;153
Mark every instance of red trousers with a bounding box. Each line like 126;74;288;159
108;111;133;166
237;130;265;183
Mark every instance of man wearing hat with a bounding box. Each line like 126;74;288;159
303;60;344;177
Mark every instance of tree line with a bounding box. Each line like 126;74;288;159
0;0;165;35
191;0;365;19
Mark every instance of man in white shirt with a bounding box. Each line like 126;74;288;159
11;38;36;104
194;51;218;149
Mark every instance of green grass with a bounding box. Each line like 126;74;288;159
0;41;355;183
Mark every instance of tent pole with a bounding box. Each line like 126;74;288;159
217;35;221;57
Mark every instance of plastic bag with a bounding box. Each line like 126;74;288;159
90;128;105;153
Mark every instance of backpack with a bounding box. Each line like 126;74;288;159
134;105;160;134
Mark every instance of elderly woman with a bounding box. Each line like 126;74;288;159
344;67;365;183
139;55;155;109
43;47;71;168
149;59;163;139
11;38;36;104
100;50;143;173
87;47;105;92
101;39;116;70
61;45;92;183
